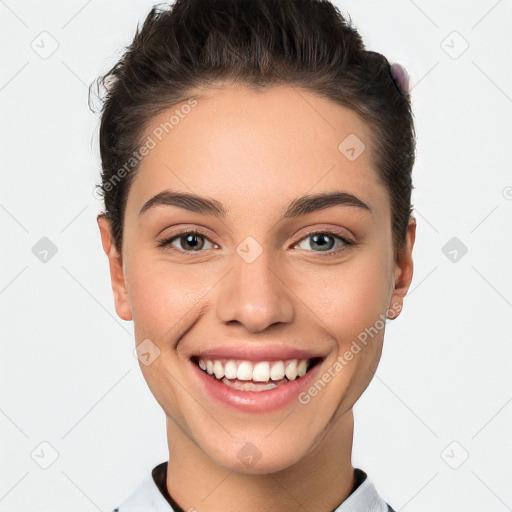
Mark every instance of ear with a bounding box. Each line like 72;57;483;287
388;216;416;319
97;214;132;321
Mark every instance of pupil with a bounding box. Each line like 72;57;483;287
183;234;203;250
311;234;333;251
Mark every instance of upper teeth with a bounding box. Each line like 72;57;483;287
198;358;309;382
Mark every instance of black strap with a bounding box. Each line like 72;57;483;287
152;462;186;512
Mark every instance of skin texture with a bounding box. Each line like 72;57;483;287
98;84;416;512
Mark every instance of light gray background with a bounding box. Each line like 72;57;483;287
1;1;511;511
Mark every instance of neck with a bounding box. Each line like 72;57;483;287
165;410;356;512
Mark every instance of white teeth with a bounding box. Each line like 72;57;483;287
197;357;314;384
252;362;270;382
270;361;285;380
236;361;253;381
285;360;298;381
224;360;237;379
222;379;278;391
213;360;224;379
297;359;308;377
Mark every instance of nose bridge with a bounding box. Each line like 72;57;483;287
215;238;294;332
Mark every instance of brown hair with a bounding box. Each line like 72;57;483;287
90;0;415;257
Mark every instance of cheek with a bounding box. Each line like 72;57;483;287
304;257;392;343
125;255;211;344
299;258;391;416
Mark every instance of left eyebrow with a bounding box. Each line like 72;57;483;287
138;190;372;218
282;191;372;218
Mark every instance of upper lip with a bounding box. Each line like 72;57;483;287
193;345;326;362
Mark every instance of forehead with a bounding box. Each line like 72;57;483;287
128;84;388;219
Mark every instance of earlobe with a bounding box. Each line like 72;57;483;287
388;216;416;320
97;214;132;322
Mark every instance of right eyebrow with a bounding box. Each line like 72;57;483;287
139;190;227;218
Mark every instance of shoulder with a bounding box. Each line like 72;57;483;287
332;467;396;512
109;463;173;512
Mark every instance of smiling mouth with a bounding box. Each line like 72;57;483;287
191;356;324;392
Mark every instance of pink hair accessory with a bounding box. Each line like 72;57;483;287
389;62;410;96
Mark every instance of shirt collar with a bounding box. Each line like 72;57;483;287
332;470;390;512
113;464;390;512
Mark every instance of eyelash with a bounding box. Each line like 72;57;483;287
157;229;354;257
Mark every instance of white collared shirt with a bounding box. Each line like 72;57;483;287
111;463;394;512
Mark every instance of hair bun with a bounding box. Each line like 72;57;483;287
389;62;410;96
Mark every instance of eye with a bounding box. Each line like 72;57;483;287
293;231;353;254
157;229;352;255
157;229;218;253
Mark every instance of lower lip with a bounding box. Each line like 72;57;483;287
191;359;324;413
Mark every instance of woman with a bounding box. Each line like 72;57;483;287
92;0;416;510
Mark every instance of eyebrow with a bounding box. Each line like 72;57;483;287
138;190;371;219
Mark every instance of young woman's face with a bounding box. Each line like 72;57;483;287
99;84;415;474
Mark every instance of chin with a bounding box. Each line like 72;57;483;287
196;427;320;476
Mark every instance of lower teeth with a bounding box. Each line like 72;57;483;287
220;377;289;392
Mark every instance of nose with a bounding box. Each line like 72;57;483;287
215;248;295;333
